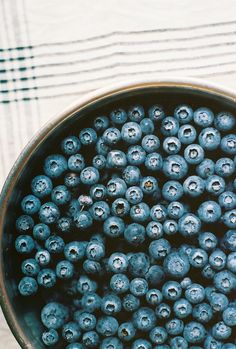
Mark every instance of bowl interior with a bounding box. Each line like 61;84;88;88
1;85;236;348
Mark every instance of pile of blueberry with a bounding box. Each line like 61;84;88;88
14;103;236;349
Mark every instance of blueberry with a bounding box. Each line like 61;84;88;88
193;107;214;127
163;155;188;180
209;249;227;270
15;235;35;254
86;241;105;261
180;277;192;289
148;104;165;122
125;186;143;204
111;198;130;217
204;335;223;349
107;178;127;198
206;175;226;196
163;252;190;278
133;307;156;332
183;321;206;344
108;253;128;273
221;229;236;251
215;157;235;177
77;275;97;294
185;283;205;304
221;134;236;155
201;264;216;279
218;191;236;210
149;238;171;261
39;202;60;224
145;265;165;286
227;252;236;273
45;235;65;254
82;331;100;348
214;270;236;294
90;201;110;221
174;104;193;123
178;213;201;237
101;293;122;315
44;154;67;178
178;124;197;144
37;268;56;288
21;258;40;277
81;292;101;312
146;289;163;306
96;137;111;155
66;344;84;349
173;298;192;319
128;105;145;122
51;185;71;206
21;195;41;215
189;248;208;268
80;167;100;185
107;150;127;169
110;109;127;125
141;134;160;153
122;293;140;312
155;303;171;320
198;232;218;251
145;152;163;171
118;322;136;341
140;118;155;134
196;158;215;179
92;154;106;170
41;302;69;329
83;260;102;274
96;316;119;337
165;318;184;336
223;305;236;326
121;122;142;144
74;210;93;229
110;274;130;294
140;176;158;195
210;292;229;313
122;165;141;185
90;184;107;201
163;136;181;154
150;326;168;345
100;337;123;349
146;221;163;239
167;201;186;219
183;176;205;197
199;127;221;150
130;278;148;297
103;216;125;238
184;144;205;165
162;281;182;301
214;111;235;131
127;145;146;165
62;322;81;343
162;180;183;201
42;328;59;346
56;216;72;233
18;276;38;296
56;260;74;279
212;321;232;340
77;312;96;331
161;116;179;136
130;202;150;222
35;250;51;266
79;127;97;145
103;127;121;145
222;209;236;229
61;136;81;155
132;339;152;349
192;303;213;323
147;203;165;222
16;215;34;233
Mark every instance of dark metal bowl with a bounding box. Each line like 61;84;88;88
0;78;236;348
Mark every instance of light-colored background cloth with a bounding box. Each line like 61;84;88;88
1;0;236;347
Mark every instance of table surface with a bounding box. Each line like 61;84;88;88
1;0;236;347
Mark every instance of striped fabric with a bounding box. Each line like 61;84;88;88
1;1;236;346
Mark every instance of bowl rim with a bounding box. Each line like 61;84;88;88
0;76;236;348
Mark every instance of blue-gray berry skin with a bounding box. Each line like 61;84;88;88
165;318;184;336
163;155;188;180
39;202;60;224
77;312;96;331
192;303;213;323
21;259;40;277
163;251;190;278
204;335;223;349
183;321;207;344
21;195;41;215
212;321;232;341
118;322;136;342
79;127;97;145
61;136;81;155
133;307;156;332
148;104;165;122
42;329;59;346
122;293;140;312
41;302;69;329
185;283;205;304
16;215;34;233
44;154;68;178
196;158;215;179
194;107;214;127
82;330;100;348
178;124;197;144
173;298;192;319
214;111;235;131
214;270;236;294
62;322;81;343
31;175;53;198
170;336;188;349
198;127;221;150
110;109;127;125
18;276;38;296
128;105;145;122
121;122;142;144
223;305;236;327
15;235;35;254
96;316;119;337
101;293;122;315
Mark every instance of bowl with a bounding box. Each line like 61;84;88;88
0;77;236;349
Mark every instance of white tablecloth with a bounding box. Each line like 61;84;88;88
1;0;236;347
